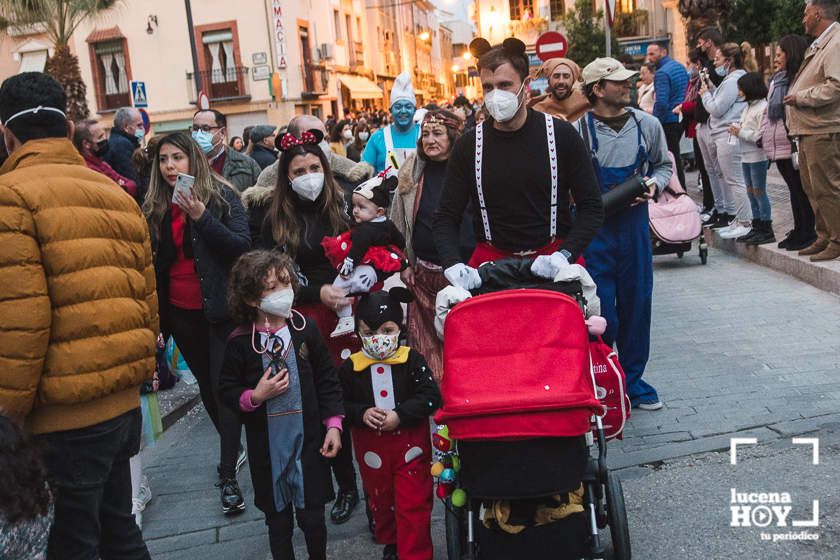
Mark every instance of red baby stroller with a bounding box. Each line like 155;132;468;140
434;261;632;560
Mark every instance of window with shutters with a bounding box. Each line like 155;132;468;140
549;0;566;21
194;22;248;100
89;39;131;111
508;0;535;20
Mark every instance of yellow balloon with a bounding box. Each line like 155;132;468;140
431;462;445;477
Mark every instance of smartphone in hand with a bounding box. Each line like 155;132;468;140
172;173;195;203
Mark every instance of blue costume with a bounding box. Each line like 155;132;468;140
361;123;420;173
577;109;671;406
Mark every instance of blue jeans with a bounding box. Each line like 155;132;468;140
742;161;771;221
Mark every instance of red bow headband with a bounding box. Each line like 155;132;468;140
277;130;319;152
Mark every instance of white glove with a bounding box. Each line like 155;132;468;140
530;251;575;280
444;263;482;291
569;264;600;317
354;266;377;291
339;257;355;277
434;285;472;340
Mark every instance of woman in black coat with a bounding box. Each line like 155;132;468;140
143;131;251;513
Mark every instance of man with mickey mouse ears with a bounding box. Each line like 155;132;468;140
433;37;604;290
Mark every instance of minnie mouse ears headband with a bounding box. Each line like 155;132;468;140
275;128;325;152
468;37;527;61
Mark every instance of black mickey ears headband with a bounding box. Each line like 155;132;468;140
468;37;527;61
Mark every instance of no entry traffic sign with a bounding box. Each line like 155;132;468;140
535;31;568;62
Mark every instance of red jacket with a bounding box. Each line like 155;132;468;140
82;153;137;198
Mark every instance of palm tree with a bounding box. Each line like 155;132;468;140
0;0;121;121
678;0;734;42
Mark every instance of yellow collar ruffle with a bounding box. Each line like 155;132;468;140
350;346;410;371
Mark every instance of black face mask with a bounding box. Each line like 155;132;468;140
92;138;109;158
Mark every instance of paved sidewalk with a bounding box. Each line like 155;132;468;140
684;167;840;295
139;247;839;558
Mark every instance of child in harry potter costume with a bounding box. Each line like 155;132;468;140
338;288;441;560
218;250;344;560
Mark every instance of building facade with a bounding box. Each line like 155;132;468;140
0;0;461;138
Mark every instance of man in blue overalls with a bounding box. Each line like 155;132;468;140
575;58;673;411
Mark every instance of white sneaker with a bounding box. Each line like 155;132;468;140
720;224;751;239
131;476;151;529
330;316;355;338
135;475;152;510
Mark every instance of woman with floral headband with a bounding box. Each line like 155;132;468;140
391;109;474;381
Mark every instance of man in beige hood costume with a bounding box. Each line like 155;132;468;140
529;57;591;122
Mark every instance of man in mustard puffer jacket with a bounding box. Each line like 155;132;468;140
0;73;157;559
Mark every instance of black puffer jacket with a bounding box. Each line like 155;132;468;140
152;183;251;332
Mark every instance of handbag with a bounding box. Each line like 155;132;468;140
588;337;631;441
782;118;799;170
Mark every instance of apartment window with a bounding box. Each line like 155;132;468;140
91;40;130;110
18;50;48;73
508;0;535;20
549;0;566;20
334;10;342;41
345;14;353;43
203;30;237;85
617;0;636;13
194;22;246;100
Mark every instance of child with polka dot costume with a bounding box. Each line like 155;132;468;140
337;288;441;560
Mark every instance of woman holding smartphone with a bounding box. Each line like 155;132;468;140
142;131;251;514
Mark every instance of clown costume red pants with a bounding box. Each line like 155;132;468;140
352;421;433;560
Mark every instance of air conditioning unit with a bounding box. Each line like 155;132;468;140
320;43;335;60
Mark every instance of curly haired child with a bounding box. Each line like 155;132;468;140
218;250;344;560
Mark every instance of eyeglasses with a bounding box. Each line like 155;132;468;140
191;124;222;133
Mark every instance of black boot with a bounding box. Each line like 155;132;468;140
382;543;398;560
747;220;776;245
736;219;760;242
330;487;359;524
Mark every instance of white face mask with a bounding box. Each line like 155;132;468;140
358;131;370;141
259;287;294;318
289;172;325;201
483;81;526;123
342;129;353;140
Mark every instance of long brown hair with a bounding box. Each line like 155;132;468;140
142;131;233;231
268;143;348;256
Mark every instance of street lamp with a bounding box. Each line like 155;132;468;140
452;64;460;72
419;30;430;41
462;52;472;61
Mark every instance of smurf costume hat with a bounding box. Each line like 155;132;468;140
390;72;417;108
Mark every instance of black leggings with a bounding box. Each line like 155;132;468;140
693;137;714;210
776;158;816;237
266;506;327;560
169;306;241;478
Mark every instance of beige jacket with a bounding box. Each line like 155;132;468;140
390;153;425;264
787;23;840;135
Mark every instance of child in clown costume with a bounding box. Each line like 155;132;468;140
321;174;408;338
337;288;441;560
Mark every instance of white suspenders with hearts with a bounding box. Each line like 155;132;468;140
473;113;559;242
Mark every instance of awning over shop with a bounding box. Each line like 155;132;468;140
339;74;383;100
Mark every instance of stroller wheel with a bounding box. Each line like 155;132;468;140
445;497;469;559
700;246;708;265
606;471;631;560
676;251;684;258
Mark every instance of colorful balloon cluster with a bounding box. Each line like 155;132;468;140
430;425;467;507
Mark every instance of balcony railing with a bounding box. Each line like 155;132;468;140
187;66;250;102
301;64;329;98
